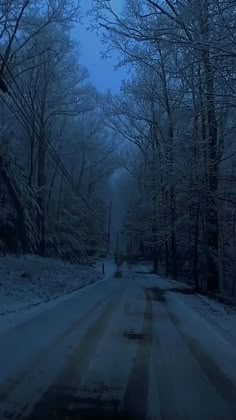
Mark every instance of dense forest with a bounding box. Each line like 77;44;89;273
91;0;236;295
1;0;236;297
0;0;119;262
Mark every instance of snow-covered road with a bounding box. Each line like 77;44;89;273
0;264;236;420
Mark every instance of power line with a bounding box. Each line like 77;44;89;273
0;54;107;259
0;93;29;133
2;68;90;258
0;53;95;213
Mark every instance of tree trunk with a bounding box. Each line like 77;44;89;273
37;124;46;256
57;173;64;222
159;49;177;279
203;50;219;292
29;116;36;187
200;0;219;291
0;157;29;253
170;184;177;278
78;151;86;189
165;241;169;277
107;200;112;253
193;206;200;290
153;254;158;274
46;163;58;217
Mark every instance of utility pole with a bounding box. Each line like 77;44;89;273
116;231;119;253
107;200;112;254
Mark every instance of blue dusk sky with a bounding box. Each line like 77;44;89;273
75;0;125;93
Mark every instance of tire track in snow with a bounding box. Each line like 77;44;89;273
150;285;236;420
23;290;125;419
168;309;236;418
0;297;107;418
120;288;153;420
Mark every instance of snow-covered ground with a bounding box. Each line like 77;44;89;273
151;274;236;346
180;289;236;346
0;255;103;316
130;262;236;347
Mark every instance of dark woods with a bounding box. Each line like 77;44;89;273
91;0;236;295
0;0;118;262
1;0;236;298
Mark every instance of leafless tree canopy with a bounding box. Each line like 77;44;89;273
91;0;236;294
0;0;119;261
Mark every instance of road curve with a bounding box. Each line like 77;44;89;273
0;265;236;420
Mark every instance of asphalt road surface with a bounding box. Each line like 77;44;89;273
0;264;236;420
